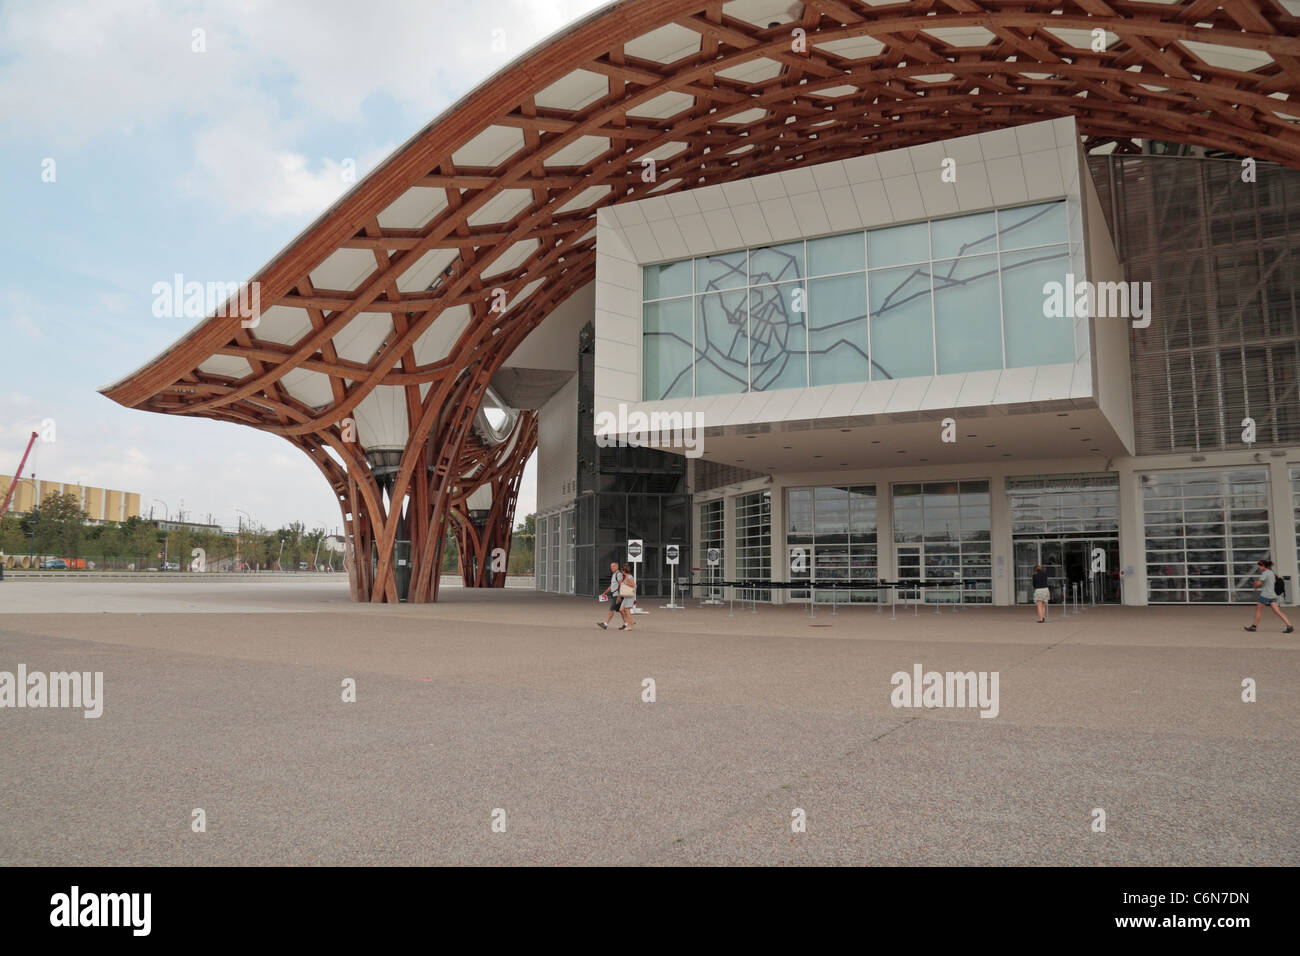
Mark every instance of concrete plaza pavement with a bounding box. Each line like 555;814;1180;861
1;578;1296;865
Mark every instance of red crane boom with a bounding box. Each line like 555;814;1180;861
1;431;39;516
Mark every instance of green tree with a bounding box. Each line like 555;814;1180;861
301;526;327;569
31;491;89;557
166;526;193;569
1;513;28;555
90;524;124;564
119;516;161;569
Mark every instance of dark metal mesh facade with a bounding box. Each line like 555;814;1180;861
573;322;689;598
1087;155;1300;454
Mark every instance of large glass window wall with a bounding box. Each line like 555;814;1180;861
735;491;772;603
787;486;879;603
892;480;993;603
642;201;1073;400
1142;468;1271;603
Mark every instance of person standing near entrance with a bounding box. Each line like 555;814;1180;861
1244;559;1294;633
597;561;625;630
1032;565;1050;623
617;563;636;630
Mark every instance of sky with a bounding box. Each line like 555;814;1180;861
0;0;609;533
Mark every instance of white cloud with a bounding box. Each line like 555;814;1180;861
188;108;393;219
1;0;611;221
1;0;612;140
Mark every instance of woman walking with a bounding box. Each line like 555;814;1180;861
1032;565;1050;623
617;563;636;630
1244;558;1294;633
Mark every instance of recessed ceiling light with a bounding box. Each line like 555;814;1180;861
1056;413;1069;417
1002;453;1012;457
871;440;881;444
839;462;848;466
920;458;929;462
840;428;851;432
746;435;755;439
985;444;996;448
1069;426;1081;430
897;450;907;454
966;434;977;438
783;445;792;450
814;455;823;458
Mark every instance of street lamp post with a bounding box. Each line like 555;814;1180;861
15;474;38;562
235;509;253;571
153;498;170;568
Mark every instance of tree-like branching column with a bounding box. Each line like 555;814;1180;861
450;411;539;588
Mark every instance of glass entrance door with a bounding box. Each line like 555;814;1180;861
1014;539;1120;604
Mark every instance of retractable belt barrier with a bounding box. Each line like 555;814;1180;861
677;578;988;619
678;578;987;591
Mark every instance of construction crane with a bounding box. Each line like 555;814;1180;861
1;431;39;516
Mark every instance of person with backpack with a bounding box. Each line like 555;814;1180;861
1244;558;1294;633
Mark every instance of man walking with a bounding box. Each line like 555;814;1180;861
1244;558;1294;633
597;561;626;630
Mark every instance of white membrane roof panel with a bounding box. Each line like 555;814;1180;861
351;386;408;451
197;355;253;380
624;23;700;63
627;91;695;119
1181;40;1272;73
544;135;610;168
482;238;539;279
280;367;335;410
254;305;313;346
466;189;533;227
535;68;608;111
556;185;612;214
376;187;449;230
452;125;525;169
723;0;803;27
309;248;375;292
721;108;768;124
815;35;885;59
396;247;460;293
332;312;392;365
924;27;996;46
412;304;473;365
716;57;783;83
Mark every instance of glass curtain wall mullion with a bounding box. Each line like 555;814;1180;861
928;220;938;376
698;499;725;600
735;491;772;602
995;206;1007;369
805;239;811;388
863;233;873;381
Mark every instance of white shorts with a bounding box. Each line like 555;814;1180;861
1033;587;1050;603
